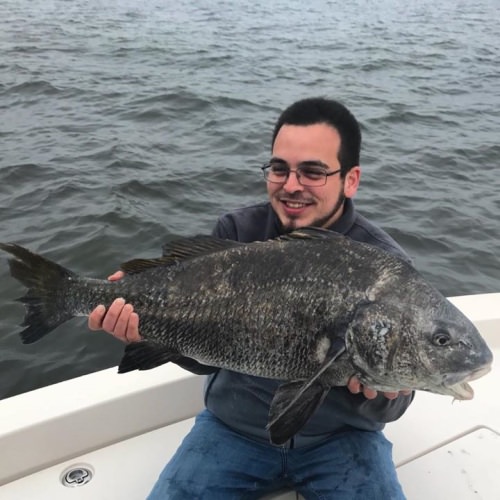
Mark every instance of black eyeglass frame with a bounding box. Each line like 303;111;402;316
261;161;342;187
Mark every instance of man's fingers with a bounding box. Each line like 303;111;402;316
362;387;378;400
127;312;141;342
111;303;135;340
347;377;362;394
101;298;126;333
88;298;142;343
382;391;399;400
347;377;410;400
108;270;125;281
88;304;107;330
88;271;125;331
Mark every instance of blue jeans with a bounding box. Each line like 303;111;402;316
147;409;405;500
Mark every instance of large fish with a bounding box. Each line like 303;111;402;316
0;229;493;444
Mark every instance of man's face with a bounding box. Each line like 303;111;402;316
267;123;360;231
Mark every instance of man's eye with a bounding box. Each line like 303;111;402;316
301;167;325;179
270;165;289;176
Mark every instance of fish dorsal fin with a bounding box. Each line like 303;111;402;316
161;235;243;259
120;229;338;274
120;235;243;274
276;227;343;242
120;257;176;274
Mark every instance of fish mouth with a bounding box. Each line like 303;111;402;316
441;364;492;401
442;381;475;400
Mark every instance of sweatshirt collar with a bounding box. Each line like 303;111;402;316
326;197;356;235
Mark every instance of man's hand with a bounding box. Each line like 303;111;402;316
347;377;412;400
87;271;142;343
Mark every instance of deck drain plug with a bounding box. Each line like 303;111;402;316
61;465;93;487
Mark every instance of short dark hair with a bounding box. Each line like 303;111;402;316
272;97;361;174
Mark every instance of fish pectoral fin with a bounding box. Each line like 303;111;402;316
174;356;219;375
267;380;329;445
266;336;346;445
118;342;181;373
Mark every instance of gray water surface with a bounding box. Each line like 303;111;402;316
0;0;498;399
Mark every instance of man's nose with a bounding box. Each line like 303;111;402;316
282;170;304;192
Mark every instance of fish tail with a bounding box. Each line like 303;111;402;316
0;243;77;344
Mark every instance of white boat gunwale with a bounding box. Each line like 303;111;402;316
0;293;498;499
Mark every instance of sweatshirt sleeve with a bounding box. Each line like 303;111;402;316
211;216;236;239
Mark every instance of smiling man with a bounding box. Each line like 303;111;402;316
89;98;413;499
266;120;359;230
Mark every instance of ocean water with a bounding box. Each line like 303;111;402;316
0;0;498;399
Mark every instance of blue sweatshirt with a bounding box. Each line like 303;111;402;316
204;199;414;447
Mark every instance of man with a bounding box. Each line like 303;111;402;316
89;97;413;499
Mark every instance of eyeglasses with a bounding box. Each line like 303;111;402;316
261;162;342;187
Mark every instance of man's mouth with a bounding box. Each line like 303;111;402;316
280;199;313;210
284;201;308;209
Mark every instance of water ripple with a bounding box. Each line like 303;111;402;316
0;0;499;398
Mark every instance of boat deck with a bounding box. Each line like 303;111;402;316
0;294;498;499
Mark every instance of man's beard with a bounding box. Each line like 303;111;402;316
279;192;346;233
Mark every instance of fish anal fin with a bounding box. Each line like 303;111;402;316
118;342;180;373
174;356;219;375
118;342;217;375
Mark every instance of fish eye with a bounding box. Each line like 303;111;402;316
432;330;451;347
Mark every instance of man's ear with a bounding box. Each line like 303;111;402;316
344;166;361;198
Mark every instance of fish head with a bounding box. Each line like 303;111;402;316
346;294;494;399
